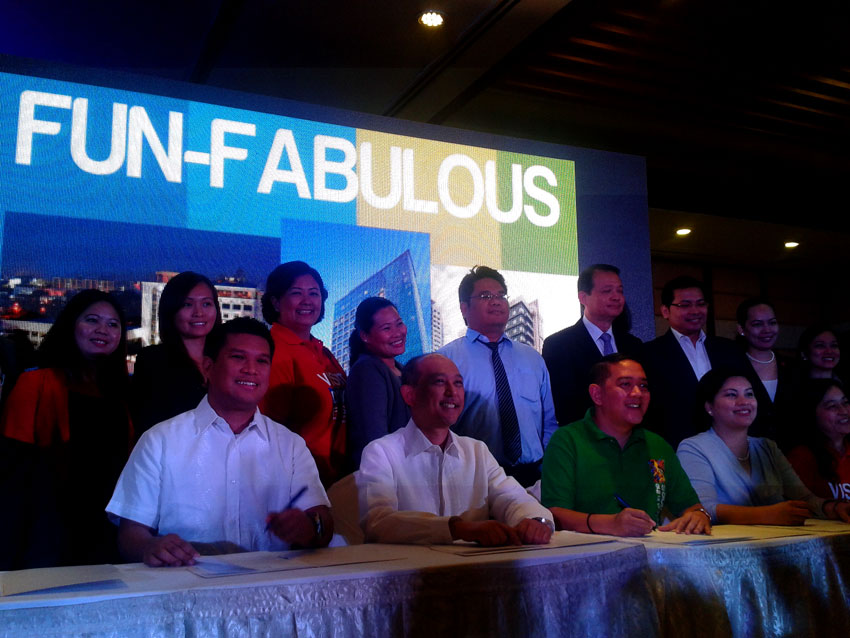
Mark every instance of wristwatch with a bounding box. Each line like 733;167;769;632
694;508;711;521
531;516;556;533
310;511;323;542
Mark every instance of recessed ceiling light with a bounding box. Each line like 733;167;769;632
784;241;799;248
419;10;444;27
675;228;691;236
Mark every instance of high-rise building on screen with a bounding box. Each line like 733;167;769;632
331;250;428;372
506;298;543;352
431;302;443;350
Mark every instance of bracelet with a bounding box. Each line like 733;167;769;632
695;507;711;521
586;513;596;534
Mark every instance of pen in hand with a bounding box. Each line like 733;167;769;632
266;485;309;531
614;493;657;531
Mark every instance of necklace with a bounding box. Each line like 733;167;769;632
746;350;775;364
736;449;750;462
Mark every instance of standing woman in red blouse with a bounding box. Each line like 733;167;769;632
260;261;346;487
0;289;133;569
786;379;850;501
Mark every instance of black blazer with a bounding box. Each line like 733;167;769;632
641;330;748;449
131;344;207;439
542;319;643;426
744;353;797;444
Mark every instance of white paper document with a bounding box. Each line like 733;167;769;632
638;524;813;545
755;518;850;535
429;530;616;556
0;564;123;597
188;547;407;578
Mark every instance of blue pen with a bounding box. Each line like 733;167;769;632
266;485;309;531
614;493;657;531
613;493;631;510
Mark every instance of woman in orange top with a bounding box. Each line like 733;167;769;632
260;261;346;487
1;289;132;569
786;380;850;501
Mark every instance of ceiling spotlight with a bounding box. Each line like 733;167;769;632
784;241;799;248
675;228;692;236
419;10;444;27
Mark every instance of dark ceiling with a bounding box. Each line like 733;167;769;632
435;0;850;231
2;0;848;238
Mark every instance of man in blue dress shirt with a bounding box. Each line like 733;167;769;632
438;266;557;487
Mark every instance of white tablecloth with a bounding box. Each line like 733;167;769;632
4;524;849;638
643;526;850;638
0;539;656;638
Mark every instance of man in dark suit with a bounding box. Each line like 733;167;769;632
542;264;643;426
641;276;748;449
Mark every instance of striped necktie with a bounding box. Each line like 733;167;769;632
484;340;522;464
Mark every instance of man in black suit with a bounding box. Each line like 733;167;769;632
542;264;643;426
641;276;748;449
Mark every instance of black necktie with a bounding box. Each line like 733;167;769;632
484;340;522;465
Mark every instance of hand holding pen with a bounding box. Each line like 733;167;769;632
613;493;657;536
265;486;315;545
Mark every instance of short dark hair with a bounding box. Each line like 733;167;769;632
695;366;756;430
660;276;706;307
588;353;635;387
349;297;398;367
38;289;128;390
458;265;507;304
261;261;328;325
158;271;222;350
577;264;620;295
735;297;775;328
204;317;275;361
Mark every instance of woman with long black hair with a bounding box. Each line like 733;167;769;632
1;289;133;568
131;271;221;436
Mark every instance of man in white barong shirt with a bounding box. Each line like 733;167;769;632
107;318;332;566
358;353;555;545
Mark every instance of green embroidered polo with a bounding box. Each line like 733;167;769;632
541;410;698;520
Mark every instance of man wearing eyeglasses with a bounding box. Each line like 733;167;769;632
438;266;557;487
642;276;747;448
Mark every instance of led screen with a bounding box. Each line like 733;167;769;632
0;67;648;367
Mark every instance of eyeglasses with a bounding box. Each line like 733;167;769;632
469;292;508;302
669;300;708;309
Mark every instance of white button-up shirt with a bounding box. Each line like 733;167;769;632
358;420;552;544
671;328;711;380
107;396;329;551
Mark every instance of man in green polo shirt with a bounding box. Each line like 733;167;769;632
541;354;711;536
